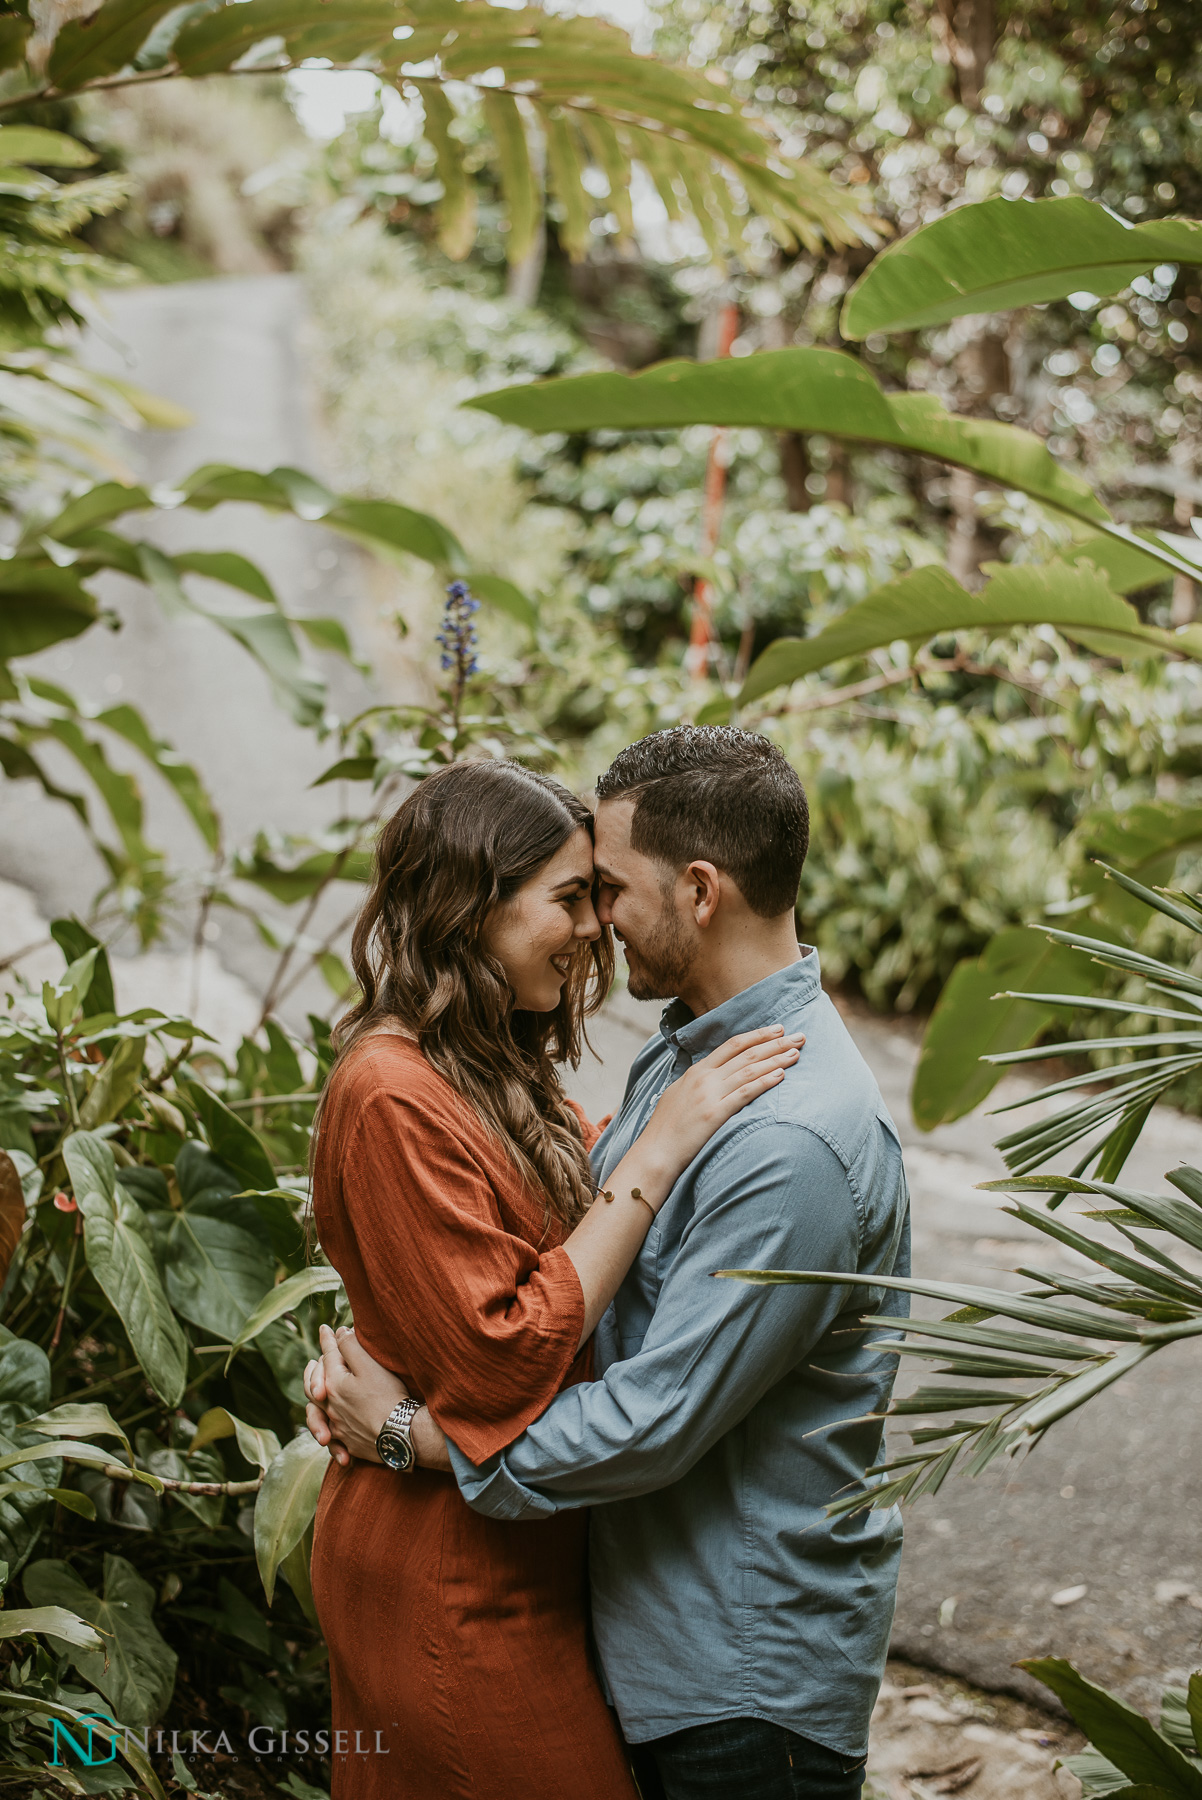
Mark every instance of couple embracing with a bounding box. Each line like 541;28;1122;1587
302;726;911;1800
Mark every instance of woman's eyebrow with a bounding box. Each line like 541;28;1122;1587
552;873;593;892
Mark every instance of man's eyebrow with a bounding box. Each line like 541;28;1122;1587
592;863;619;882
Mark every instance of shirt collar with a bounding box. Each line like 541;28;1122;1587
658;949;822;1065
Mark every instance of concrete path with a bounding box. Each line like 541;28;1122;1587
1;274;419;1024
565;989;1202;1715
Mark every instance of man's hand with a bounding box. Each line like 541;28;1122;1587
303;1326;452;1472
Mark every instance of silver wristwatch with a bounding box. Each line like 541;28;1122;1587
376;1398;421;1473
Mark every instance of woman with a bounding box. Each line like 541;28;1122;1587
308;760;802;1800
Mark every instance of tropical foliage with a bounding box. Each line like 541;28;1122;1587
1025;1657;1202;1800
0;0;871;267
723;867;1202;1503
0;917;336;1771
0;456;531;943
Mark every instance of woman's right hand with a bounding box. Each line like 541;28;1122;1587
634;1025;805;1203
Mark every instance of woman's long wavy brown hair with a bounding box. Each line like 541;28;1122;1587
324;761;613;1231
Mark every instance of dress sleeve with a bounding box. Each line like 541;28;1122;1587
343;1085;585;1463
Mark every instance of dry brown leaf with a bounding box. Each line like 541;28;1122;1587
0;1150;26;1288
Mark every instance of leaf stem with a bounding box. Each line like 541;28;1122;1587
256;848;351;1027
223;1091;317;1111
55;1030;81;1131
48;1214;83;1356
94;1459;264;1497
144;1036;193;1095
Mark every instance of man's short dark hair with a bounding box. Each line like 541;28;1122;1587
595;726;809;919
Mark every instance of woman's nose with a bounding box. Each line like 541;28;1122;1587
575;897;602;941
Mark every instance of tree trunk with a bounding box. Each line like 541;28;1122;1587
825;443;850;507
505;222;546;308
946;331;1010;584
1172;485;1197;625
779;431;811;512
936;0;996;109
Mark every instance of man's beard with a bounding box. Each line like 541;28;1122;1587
621;902;697;1001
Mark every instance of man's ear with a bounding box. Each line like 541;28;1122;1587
685;861;722;928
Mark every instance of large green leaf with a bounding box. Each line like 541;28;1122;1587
25;1401;130;1458
469;346;1107;528
841;196;1202;339
190;1405;281;1474
225;1264;344;1368
93;703;219;850
0;127;96;168
79;1034;144;1130
24;1553;177;1727
0;563;97;658
912;798;1202;1132
723;560;1195;713
49;0;183;88
911;928;1100;1130
174;1137;302;1267
0;1605;104;1651
152;1210;275;1341
254;1432;329;1605
0;1337;58;1580
49;917;115;1016
323;497;466;570
63;1132;188;1407
1019;1659;1202;1799
182;1084;276;1193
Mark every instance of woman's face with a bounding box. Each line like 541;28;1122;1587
484;828;601;1012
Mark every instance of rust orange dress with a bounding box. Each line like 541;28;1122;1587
310;1035;637;1800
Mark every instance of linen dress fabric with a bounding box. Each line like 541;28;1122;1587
310;1035;636;1800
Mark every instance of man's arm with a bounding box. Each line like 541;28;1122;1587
450;1119;872;1521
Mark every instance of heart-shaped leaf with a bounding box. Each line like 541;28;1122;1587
24;1553;177;1726
152;1210;276;1341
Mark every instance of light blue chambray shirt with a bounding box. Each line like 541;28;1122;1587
449;953;911;1758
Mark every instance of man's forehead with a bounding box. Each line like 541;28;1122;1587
593;797;634;860
594;796;668;883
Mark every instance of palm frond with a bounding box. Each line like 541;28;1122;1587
723;1160;1202;1516
0;0;877;266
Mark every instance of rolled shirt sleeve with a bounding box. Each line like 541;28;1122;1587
449;1118;863;1519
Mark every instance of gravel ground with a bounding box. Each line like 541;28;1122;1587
867;1660;1082;1800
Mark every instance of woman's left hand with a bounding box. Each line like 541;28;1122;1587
304;1325;411;1465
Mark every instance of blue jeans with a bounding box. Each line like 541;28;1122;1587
628;1716;867;1800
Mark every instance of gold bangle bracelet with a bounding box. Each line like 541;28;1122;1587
598;1186;657;1223
629;1186;657;1222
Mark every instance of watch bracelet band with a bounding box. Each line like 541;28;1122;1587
376;1397;421;1471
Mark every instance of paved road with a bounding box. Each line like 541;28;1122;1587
565;990;1202;1715
1;275;419;1024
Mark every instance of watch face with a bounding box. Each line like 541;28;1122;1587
380;1429;413;1473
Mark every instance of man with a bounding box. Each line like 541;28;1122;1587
306;726;910;1800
